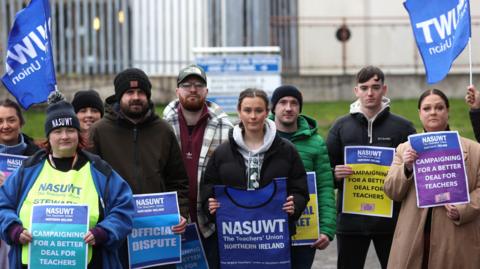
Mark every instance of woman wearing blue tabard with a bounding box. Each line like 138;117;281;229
0;92;134;269
0;99;39;269
201;88;309;268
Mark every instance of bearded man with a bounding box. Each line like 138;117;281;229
89;68;189;268
163;64;233;269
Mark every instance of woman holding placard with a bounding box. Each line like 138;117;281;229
201;88;309;268
384;89;480;269
0;99;39;269
0;92;134;269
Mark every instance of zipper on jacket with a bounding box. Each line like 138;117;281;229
133;127;141;192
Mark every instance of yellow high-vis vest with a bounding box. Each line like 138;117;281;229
19;160;100;265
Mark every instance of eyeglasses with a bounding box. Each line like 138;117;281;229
179;83;206;90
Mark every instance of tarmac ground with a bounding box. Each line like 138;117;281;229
312;238;382;269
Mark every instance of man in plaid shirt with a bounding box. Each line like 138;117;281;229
163;64;233;268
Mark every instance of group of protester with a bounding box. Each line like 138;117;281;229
0;64;478;269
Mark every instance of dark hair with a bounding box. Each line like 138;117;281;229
40;129;89;154
0;98;25;126
237;88;269;111
417;89;450;109
356;66;385;84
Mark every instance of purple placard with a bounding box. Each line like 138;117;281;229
409;131;470;208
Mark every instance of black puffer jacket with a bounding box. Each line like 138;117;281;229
469;109;480;142
201;129;309;235
326;101;416;235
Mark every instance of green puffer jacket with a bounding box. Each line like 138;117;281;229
270;114;336;240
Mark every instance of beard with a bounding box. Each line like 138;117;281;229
120;100;149;119
179;94;206;112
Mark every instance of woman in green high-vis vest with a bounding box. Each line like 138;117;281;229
0;92;134;269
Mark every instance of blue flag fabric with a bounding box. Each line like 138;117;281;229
404;0;471;84
1;0;56;109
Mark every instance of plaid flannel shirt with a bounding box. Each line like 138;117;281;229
163;100;233;237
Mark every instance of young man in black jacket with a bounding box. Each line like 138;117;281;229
326;66;416;269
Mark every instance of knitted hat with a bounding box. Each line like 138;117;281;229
113;68;152;101
271;85;303;114
44;91;80;136
72;89;104;117
177;64;207;86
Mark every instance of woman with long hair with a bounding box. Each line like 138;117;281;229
201;88;309;268
384;89;480;269
0;92;134;269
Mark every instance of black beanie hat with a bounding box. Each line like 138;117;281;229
113;68;152;101
271;85;303;114
45;91;80;137
72;89;104;117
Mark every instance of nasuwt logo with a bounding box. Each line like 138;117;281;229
38;183;82;196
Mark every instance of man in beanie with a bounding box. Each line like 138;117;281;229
163;64;233;268
72;89;104;134
89;68;189;269
269;85;336;269
326;66;416;269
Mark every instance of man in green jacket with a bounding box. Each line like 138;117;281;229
270;85;336;269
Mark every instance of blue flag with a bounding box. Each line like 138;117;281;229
405;0;471;84
1;0;56;109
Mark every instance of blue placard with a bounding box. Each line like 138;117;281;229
0;153;27;178
345;146;395;166
176;223;209;269
215;179;291;269
29;204;89;269
128;192;181;268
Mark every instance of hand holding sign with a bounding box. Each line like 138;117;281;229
19;229;32;245
171;216;187;234
402;146;418;172
282;196;295;216
84;231;95;246
208;198;220;215
334;165;353;181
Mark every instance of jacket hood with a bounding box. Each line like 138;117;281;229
233;118;277;155
292;114;318;140
349;96;390;116
349;96;391;144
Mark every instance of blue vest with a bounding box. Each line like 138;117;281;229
215;178;291;269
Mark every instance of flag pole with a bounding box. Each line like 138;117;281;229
469;37;473;86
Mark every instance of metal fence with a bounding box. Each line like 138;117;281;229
1;1;479;77
0;0;132;75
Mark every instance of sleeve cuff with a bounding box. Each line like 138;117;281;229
90;227;108;246
8;223;24;245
